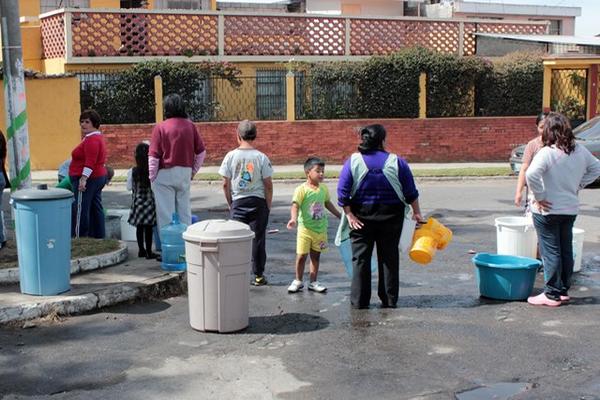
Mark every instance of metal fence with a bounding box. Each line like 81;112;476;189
76;71;287;124
295;73;360;120
551;69;588;127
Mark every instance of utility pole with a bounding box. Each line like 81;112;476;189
0;1;31;190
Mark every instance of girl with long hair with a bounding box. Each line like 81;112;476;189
127;142;158;259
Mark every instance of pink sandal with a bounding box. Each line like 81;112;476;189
527;292;561;307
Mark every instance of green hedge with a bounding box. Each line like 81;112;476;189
81;60;241;124
295;48;543;119
475;52;544;116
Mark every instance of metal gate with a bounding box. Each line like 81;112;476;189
551;69;588;127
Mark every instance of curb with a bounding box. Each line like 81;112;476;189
0;242;129;285
0;272;187;326
187;176;517;185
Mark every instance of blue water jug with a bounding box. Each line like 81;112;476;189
160;213;187;272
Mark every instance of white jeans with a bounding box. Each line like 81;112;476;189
151;166;192;231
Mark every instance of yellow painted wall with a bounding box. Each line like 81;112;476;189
43;58;67;74
20;0;40;18
21;25;43;72
90;0;120;8
0;78;80;170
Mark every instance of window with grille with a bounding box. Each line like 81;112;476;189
256;70;286;120
549;20;562;35
155;0;204;9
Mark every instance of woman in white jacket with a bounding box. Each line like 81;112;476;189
526;112;600;307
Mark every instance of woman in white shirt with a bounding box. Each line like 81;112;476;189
526;112;600;307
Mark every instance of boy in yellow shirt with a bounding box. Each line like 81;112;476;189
287;157;341;293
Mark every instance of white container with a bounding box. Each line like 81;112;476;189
495;216;538;259
182;219;255;333
106;209;136;241
572;228;585;273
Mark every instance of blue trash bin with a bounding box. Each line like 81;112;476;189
11;185;73;296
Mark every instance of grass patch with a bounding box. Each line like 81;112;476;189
0;238;122;269
71;238;121;258
412;167;512;177
189;167;512;181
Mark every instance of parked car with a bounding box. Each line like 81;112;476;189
509;115;600;187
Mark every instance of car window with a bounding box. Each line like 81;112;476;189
574;117;600;140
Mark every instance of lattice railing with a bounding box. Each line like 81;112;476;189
351;19;460;55
225;15;345;56
40;13;65;59
40;9;547;59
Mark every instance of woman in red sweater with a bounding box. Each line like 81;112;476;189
69;109;108;238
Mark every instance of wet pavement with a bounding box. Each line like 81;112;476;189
1;179;600;399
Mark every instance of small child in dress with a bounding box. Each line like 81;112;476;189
287;157;341;293
127;142;158;259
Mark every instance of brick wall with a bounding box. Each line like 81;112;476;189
102;116;536;168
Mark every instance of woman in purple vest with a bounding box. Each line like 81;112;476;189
337;124;424;309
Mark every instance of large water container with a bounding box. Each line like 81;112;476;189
160;213;187;272
572;228;585;273
12;186;73;295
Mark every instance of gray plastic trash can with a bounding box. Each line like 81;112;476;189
11;185;73;295
183;219;255;333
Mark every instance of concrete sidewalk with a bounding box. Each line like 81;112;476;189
0;243;185;325
31;162;508;182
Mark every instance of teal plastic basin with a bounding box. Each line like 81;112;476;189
472;253;541;300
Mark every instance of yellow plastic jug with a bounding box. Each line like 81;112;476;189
422;217;452;250
409;228;438;264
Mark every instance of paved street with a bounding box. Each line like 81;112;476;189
1;179;600;399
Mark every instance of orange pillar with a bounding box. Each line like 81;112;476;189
589;64;598;119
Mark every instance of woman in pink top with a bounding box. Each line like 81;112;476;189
514;112;547;208
149;94;206;230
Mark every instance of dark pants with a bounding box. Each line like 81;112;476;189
350;216;403;308
230;196;269;277
71;175;106;239
532;213;576;300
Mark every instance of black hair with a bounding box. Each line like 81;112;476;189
542;112;576;154
237;120;257;141
535;112;548;126
132;142;151;188
304;157;325;172
79;109;101;128
358;124;386;154
163;94;188;119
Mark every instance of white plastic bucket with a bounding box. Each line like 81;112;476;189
572;228;585;273
106;209;136;241
494;216;538;259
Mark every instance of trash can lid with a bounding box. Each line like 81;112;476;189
11;185;73;201
183;219;255;242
